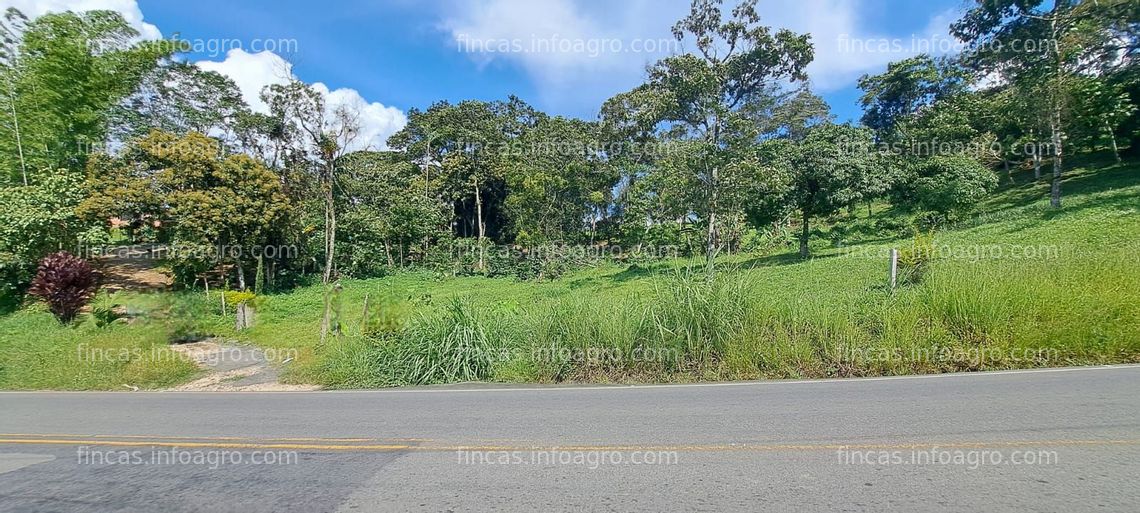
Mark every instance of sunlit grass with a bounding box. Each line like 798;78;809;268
1;159;1137;389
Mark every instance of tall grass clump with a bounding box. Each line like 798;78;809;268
647;268;755;365
525;294;664;381
393;299;504;384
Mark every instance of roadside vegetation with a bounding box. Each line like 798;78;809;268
0;1;1137;389
3;158;1134;389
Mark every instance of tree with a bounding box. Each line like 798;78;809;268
111;61;248;145
1068;76;1136;162
762;86;833;142
503;115;609;244
0;8;171;183
80;131;293;288
262;80;362;343
389;97;540;269
602;0;813;273
952;0;1138;207
747;123;876;258
857;55;969;142
0;168;85;297
338;151;447;272
889;154;998;220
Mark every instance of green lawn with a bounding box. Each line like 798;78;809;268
1;159;1137;389
0;295;200;390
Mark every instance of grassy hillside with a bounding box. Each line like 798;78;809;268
1;159;1137;389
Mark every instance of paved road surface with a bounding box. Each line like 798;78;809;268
2;365;1139;512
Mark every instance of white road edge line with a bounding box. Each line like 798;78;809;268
1;364;1137;395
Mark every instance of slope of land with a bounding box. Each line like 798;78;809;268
0;159;1136;390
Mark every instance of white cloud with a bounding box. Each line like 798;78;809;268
440;0;963;109
196;49;293;114
441;0;681;112
0;0;161;39
196;49;407;151
313;83;408;152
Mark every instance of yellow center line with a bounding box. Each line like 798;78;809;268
0;437;1137;453
0;439;411;451
0;433;430;443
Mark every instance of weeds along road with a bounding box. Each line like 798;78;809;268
1;365;1139;512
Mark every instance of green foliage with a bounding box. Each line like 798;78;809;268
896;231;935;285
87;297;124;328
0;168;86;295
748;123;885;257
223;290;256;306
362;297;410;338
858;55;969;141
0;300;199;390
601;0;814;268
81;131;295;287
111;61;248;142
647;268;754;363
891;155;999;220
0;8;172;182
337;151;448;275
393;299;501;384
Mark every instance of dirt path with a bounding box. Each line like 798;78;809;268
96;244;172;293
168;339;319;392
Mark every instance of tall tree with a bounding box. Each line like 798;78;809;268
857;54;969;143
262;80;361;343
603;0;813;273
747;123;877;258
0;9;170;182
110;61;248;145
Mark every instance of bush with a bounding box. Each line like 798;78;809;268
897;231;935;285
28;252;100;323
362;297;410;338
891;155;998;219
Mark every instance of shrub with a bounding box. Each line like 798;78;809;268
897;231;935;285
223;290;257;306
28;252;100;323
890;155;998;219
362;297;410;338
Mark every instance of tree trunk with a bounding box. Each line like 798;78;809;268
705;166;719;276
236;258;246;291
1033;152;1042;181
1049;105;1064;209
5;77;27;186
423;141;432;197
320;168;338;344
1003;158;1013;184
1105;118;1121;164
799;209;810;259
474;175;485;271
1048;15;1064;209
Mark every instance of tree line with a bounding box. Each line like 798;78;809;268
1;0;1136;314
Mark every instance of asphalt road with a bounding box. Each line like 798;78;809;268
1;365;1139;512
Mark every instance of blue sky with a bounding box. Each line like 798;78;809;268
7;0;971;147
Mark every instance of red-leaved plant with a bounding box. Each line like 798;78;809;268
28;252;100;323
